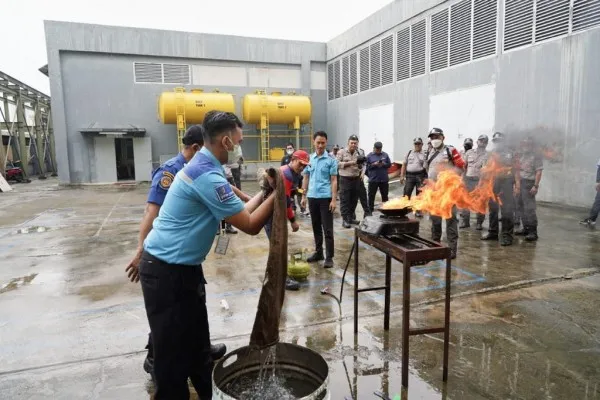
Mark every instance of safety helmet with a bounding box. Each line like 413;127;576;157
492;132;504;142
428;127;444;138
477;134;489;143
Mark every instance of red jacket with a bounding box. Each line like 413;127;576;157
280;165;297;221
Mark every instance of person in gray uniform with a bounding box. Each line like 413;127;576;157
514;135;543;241
460;134;489;230
400;137;427;217
580;157;600;228
481;132;520;246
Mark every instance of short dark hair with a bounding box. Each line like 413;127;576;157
202;111;243;143
286;142;295;148
313;130;328;140
182;125;204;147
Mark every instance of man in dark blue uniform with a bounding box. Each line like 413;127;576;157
125;125;228;379
138;111;275;399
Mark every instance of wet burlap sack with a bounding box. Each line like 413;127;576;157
249;167;288;349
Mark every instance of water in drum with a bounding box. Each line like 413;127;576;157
224;347;318;400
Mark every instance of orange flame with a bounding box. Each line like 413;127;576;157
382;157;511;219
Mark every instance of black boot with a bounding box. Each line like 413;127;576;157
285;277;300;290
525;228;538;241
342;220;352;228
210;344;227;360
500;235;513;246
459;220;470;229
307;252;324;263
481;232;499;240
475;223;483;230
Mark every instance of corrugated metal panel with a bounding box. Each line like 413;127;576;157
360;47;370;92
133;62;162;83
334;60;341;99
350;53;358;94
327;63;334;100
370;41;381;88
504;0;534;51
411;19;426;76
450;0;472;66
431;9;449;71
473;0;497;59
163;64;190;84
342;56;350;96
397;27;410;81
535;0;569;42
381;35;394;85
573;0;600;33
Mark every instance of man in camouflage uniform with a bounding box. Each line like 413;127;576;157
514;135;543;241
481;132;520;246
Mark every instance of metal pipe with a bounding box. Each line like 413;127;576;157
443;256;452;381
384;255;391;330
402;256;410;388
353;229;359;334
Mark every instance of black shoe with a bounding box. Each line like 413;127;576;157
450;250;457;259
579;218;595;227
525;232;538;241
364;212;373;217
415;211;423;218
143;356;156;381
475;223;483;231
307;252;324;263
458;221;470;229
500;237;513;246
323;258;334;268
285;277;300;291
481;233;499;240
210;343;227;361
342;221;352;228
225;226;238;234
514;228;526;236
350;220;360;224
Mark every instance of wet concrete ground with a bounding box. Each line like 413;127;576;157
0;178;599;399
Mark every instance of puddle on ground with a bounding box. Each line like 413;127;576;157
16;226;50;234
77;282;123;302
0;273;38;294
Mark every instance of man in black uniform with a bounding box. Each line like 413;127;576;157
481;132;520;246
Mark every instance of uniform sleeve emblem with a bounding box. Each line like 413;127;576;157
159;171;174;189
215;183;235;203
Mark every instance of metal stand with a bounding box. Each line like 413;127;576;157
353;228;452;388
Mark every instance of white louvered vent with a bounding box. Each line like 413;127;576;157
504;0;534;51
431;9;449;72
535;0;569;42
350;53;358;94
572;0;600;33
411;20;426;77
342;56;350;97
163;64;190;84
381;35;394;85
327;63;334;100
473;0;497;59
334;60;341;99
397;27;410;81
370;41;381;89
360;47;370;92
450;0;472;66
134;62;162;83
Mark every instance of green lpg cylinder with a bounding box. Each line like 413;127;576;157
287;249;311;281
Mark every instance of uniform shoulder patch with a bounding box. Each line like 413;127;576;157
214;182;235;203
159;171;174;189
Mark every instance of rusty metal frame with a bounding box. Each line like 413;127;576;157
353;228;452;388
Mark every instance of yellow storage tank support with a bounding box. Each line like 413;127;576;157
158;89;235;124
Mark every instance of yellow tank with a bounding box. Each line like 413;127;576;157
158;89;235;124
242;92;311;125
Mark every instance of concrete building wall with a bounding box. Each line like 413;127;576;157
44;21;327;184
326;0;600;208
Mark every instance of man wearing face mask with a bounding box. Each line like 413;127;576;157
424;128;465;259
461;138;473;158
281;142;307;216
125;125;228;379
337;135;367;228
481;131;520;246
221;142;244;234
514;135;543;241
138;111;276;399
460;135;489;230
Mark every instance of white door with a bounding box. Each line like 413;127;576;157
133;137;153;182
358;104;395;160
429;84;496;149
93;136;117;183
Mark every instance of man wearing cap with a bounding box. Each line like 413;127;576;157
424;128;465;258
514;135;543;241
124;124;228;381
337;135;367;228
481;131;520;246
329;144;340;158
400;137;427;217
264;150;310;291
461;138;474;158
460;135;489;230
366;141;392;211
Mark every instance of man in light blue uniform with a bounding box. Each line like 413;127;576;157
138;111;276;400
124;125;227;379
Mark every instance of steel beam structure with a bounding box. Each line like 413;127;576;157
0;70;54;179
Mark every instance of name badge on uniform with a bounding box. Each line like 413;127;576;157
215;183;235;203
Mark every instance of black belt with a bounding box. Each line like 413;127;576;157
340;175;361;180
406;170;426;175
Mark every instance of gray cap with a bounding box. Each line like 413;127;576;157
413;137;423;144
477;134;489;142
